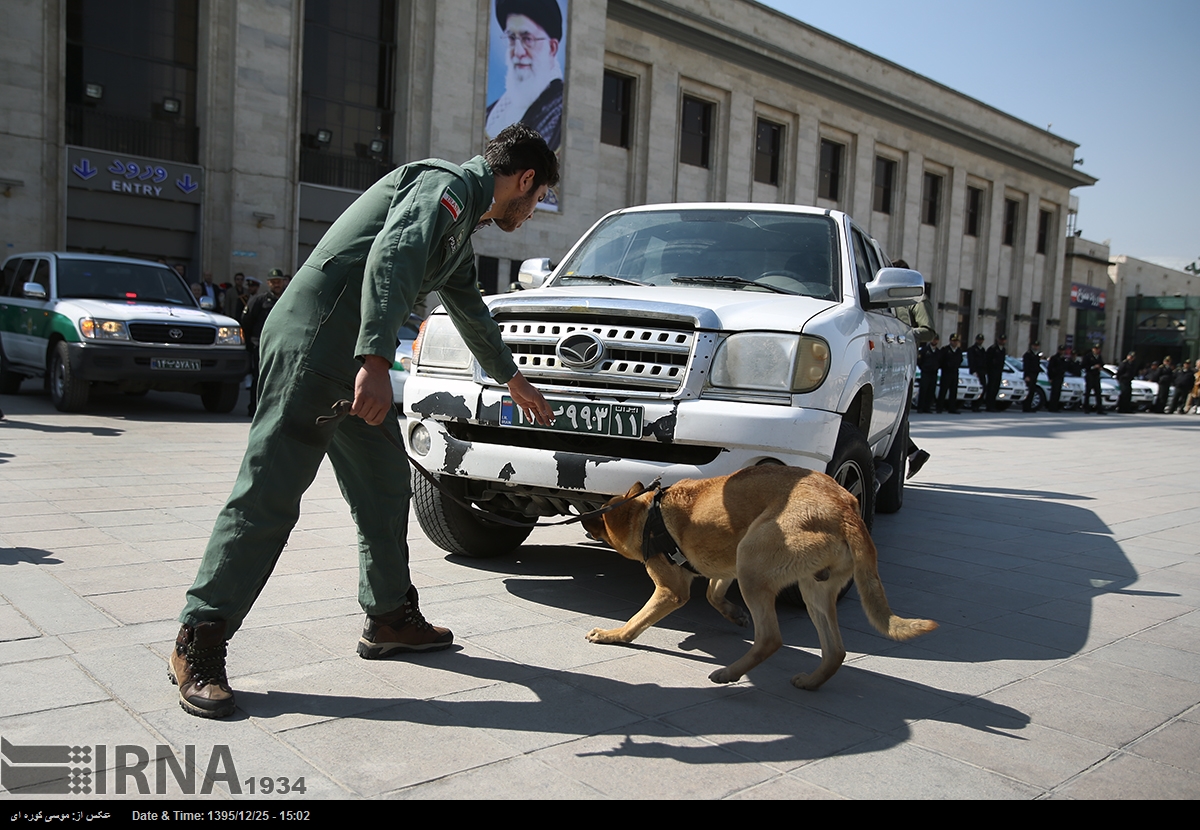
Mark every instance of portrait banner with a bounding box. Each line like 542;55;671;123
486;0;567;212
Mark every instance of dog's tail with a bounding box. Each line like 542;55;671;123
849;521;938;642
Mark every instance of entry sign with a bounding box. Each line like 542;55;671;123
67;146;203;205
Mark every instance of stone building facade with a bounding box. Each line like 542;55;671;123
1;0;1094;351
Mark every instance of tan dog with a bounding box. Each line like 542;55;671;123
580;465;937;690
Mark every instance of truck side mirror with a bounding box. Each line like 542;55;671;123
517;257;553;289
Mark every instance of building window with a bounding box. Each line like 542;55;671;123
818;139;843;201
1030;301;1041;346
965;186;983;237
996;295;1008;341
922;172;942;226
754;119;783;186
1003;199;1020;246
957;288;973;345
873;157;896;214
680;96;713;168
65;0;200;164
300;0;397;190
1036;209;1052;254
601;71;633;148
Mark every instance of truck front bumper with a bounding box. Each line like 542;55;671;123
403;376;841;499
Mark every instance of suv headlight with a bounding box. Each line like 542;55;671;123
709;333;830;393
80;318;130;340
412;315;473;373
216;326;244;346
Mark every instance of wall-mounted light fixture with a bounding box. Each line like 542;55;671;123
162;97;181;113
85;83;104;99
369;139;385;155
252;211;274;229
0;177;24;198
315;129;332;145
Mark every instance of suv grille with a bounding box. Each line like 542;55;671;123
497;319;694;394
128;323;216;345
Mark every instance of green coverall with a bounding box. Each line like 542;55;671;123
180;156;519;636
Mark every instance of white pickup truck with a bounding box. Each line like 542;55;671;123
402;203;924;557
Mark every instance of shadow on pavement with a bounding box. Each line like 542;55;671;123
236;651;1030;764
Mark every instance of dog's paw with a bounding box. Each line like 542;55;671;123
709;667;740;684
586;627;623;644
790;672;822;691
728;606;750;627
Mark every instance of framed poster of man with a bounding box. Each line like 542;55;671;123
486;0;567;210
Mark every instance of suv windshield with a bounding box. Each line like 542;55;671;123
56;260;197;306
553;210;840;300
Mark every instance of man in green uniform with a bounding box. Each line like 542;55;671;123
169;124;558;719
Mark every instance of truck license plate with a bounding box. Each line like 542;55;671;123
150;358;200;371
500;396;643;437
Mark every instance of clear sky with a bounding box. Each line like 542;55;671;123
757;0;1198;271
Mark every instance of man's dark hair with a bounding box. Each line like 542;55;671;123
485;122;559;189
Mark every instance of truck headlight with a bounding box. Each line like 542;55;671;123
80;318;129;340
709;333;829;393
413;315;473;372
216;326;243;346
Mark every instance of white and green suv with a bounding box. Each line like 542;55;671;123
0;252;247;413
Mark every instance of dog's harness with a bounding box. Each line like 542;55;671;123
641;487;699;574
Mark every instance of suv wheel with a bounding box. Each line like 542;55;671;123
779;421;874;608
412;471;533;558
201;381;240;413
49;342;89;412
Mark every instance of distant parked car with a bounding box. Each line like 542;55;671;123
912;365;982;409
1103;364;1156;411
0;252;247;412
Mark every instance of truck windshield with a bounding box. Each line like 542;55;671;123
554;210;840;300
56;260;197;306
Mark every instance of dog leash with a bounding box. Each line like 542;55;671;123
316;399;661;529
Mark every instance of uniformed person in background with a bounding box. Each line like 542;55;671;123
938;333;962;414
169;124;559;719
242;269;286;418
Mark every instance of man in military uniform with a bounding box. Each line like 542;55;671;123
967;334;987;411
1021;341;1041;412
169;124;559;719
1047;345;1068;411
1081;343;1106;414
938;333;962;413
242;269;286;417
985;334;1008;411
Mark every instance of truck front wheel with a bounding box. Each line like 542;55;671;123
412;471;534;558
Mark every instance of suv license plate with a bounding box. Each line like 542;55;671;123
151;358;201;371
500;396;643;437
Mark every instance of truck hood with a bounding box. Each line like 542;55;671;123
62;299;239;326
482;285;839;332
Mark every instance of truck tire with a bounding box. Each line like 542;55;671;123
779;420;874;608
201;381;240;413
826;420;875;531
876;414;907;514
412;471;533;558
49;342;89;412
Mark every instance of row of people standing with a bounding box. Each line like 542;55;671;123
917;332;1012;414
1143;356;1200;414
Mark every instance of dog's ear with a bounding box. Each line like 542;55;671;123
626;481;645;498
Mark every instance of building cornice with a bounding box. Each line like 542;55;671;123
608;0;1097;190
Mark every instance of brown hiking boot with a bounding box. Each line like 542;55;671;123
357;586;453;658
168;621;236;719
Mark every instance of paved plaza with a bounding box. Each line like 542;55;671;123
1;386;1198;800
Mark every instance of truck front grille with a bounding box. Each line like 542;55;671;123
497;319;694;394
128;324;215;345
